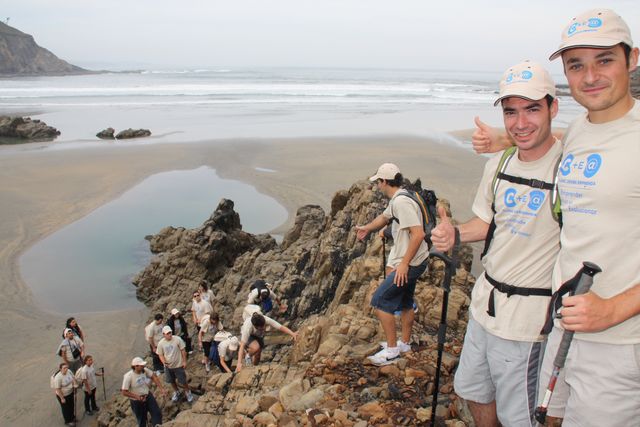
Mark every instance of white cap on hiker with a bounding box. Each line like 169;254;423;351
549;9;633;60
64;328;73;335
131;357;147;366
494;61;556;106
369;163;400;182
162;325;173;334
171;308;179;315
228;336;239;351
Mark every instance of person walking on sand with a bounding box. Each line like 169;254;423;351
58;328;85;373
355;163;429;366
236;312;297;372
431;61;561;426
145;313;165;375
198;312;223;372
75;354;102;415
121;357;167;427
166;308;192;354
156;325;193;403
53;362;78;426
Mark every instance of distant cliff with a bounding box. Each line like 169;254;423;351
0;22;89;76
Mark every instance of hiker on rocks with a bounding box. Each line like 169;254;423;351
198;312;224;372
198;280;215;305
217;335;240;374
58;328;85;373
75;354;101;416
121;356;167;427
247;279;286;315
145;313;165;375
62;317;85;342
166;308;192;354
236;312;297;372
431;61;561;426
156;325;193;403
52;362;78;426
473;9;640;426
355;163;429;366
191;290;213;337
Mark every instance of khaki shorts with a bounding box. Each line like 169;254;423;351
454;316;541;427
538;327;640;426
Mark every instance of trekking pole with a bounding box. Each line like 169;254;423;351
382;236;387;279
427;228;460;427
73;385;77;423
534;261;602;425
101;367;107;401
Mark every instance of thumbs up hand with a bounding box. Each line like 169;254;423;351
431;206;456;252
472;116;502;154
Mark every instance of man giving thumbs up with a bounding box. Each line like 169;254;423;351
431;60;562;427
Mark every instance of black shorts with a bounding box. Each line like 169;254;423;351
247;335;264;349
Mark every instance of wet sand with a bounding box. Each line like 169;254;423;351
0;135;487;426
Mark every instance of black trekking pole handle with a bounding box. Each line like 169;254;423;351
382;236;387;279
534;261;602;424
101;367;107;402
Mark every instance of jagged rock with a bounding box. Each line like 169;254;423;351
97;127;115;139
115;128;152;139
0;116;60;140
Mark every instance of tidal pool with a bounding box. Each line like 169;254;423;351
20;166;287;313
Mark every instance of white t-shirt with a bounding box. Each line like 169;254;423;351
201;289;214;304
144;321;163;346
382;190;430;267
240;315;282;345
122;368;153;396
76;365;97;390
218;338;238;361
54;371;75;396
199;316;223;342
59;336;83;361
247;288;276;305
156;336;185;369
553;101;640;344
470;141;562;341
191;299;213;322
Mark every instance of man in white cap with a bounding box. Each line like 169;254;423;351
217;335;240;374
355;163;429;366
166;308;191;354
121;356;166;427
156;325;192;403
537;9;640;426
431;60;561;426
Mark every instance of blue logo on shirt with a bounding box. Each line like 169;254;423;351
528;190;546;211
504;188;517;208
560;154;574;176
583;153;602;178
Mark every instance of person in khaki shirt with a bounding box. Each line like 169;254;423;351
156;326;193;403
121;357;166;427
53;362;78;426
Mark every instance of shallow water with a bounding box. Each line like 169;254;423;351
20;166;287;313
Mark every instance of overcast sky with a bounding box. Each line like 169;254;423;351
4;0;639;74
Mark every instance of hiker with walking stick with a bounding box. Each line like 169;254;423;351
52;362;78;426
431;61;562;426
75;354;101;415
356;163;429;366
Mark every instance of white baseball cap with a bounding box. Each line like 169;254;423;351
494;61;556;106
228;336;239;351
549;9;633;60
369;163;400;182
170;308;179;315
131;357;147;366
162;325;173;334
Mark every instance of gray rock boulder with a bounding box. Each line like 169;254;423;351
115;128;151;139
96;127;115;139
0;116;60;140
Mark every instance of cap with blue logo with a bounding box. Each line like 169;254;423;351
494;61;556;106
549;9;633;61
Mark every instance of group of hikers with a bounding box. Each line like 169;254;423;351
358;8;639;427
50;7;638;427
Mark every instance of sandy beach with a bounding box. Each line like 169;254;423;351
0;134;486;426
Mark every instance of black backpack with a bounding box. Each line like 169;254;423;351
249;280;269;296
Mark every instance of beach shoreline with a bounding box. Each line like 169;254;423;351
0;134;486;426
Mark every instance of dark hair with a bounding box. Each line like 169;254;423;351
200;280;210;291
544;94;555;108
382;173;404;188
251;312;266;328
59;362;68;370
621;43;632;67
210;312;219;322
84;355;93;364
154;313;164;321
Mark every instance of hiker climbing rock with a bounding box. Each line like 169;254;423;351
236;312;297;372
156;326;193;403
198;312;224;372
121;357;166;427
191;290;213;337
144;313;165;375
166;308;192;354
247;279;287;315
217;335;240;374
356;163;429;366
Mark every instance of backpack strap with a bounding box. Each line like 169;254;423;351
389;190;432;248
485;272;552;317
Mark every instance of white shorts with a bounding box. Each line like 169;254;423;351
454;316;542;427
538;326;640;426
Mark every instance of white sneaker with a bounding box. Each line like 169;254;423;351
205;362;211;372
379;341;412;353
367;347;400;366
171;391;180;402
186;391;194;403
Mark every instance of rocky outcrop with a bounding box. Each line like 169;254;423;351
0;22;88;76
115;128;152;139
105;180;476;426
96;127;115;139
0;116;60;140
